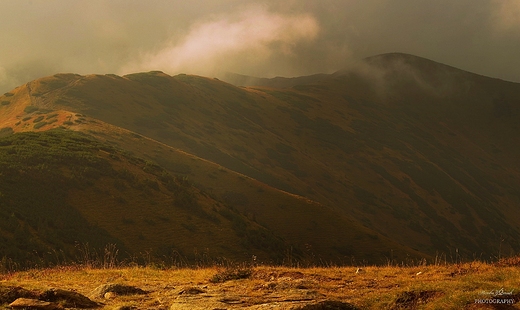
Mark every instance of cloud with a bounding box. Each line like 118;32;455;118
0;0;519;94
121;6;319;77
491;0;520;32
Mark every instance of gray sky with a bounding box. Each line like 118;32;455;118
1;0;519;93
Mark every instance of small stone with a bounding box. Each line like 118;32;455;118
104;292;117;299
90;283;147;299
179;287;206;295
9;298;62;309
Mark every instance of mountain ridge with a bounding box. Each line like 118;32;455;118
1;53;520;266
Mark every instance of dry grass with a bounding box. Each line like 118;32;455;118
0;260;519;309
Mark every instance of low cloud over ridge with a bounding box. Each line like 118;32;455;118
122;6;319;77
0;0;519;93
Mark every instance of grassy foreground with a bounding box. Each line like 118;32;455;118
1;258;519;309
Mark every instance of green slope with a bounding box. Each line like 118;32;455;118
0;129;295;267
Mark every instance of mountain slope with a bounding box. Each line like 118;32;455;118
0;86;421;266
1;53;520;262
0;129;294;266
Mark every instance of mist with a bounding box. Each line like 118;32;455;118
1;0;519;93
121;6;320;77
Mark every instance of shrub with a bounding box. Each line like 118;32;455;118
1;101;10;106
46;113;59;119
33;116;45;123
33;121;48;129
24;106;38;113
209;265;253;283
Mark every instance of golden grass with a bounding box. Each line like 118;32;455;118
1;261;519;309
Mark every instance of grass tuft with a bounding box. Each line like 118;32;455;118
209;265;253;283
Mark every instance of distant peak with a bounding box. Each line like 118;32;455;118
123;71;170;79
359;52;475;78
363;52;438;65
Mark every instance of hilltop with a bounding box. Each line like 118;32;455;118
1;53;520;267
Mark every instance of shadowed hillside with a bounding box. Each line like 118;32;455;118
1;53;520;265
0;129;297;267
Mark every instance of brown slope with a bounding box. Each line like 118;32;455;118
0;129;298;265
209;54;520;258
68;118;425;264
0;76;423;264
2;53;520;261
280;52;520;255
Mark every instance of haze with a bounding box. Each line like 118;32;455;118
1;0;519;93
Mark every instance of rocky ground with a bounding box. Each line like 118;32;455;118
0;261;519;309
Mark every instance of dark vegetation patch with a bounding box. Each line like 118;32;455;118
0;127;13;138
0;129;210;269
209;265;253;283
33;115;44;123
39;78;70;90
33;121;48;129
391;290;444;310
1;101;10;106
0;130;127;267
46;113;59;119
23;106;38;113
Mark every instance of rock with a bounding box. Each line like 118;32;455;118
9;298;63;310
0;286;38;304
104;291;117;299
39;288;99;308
178;287;206;295
90;284;147;299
